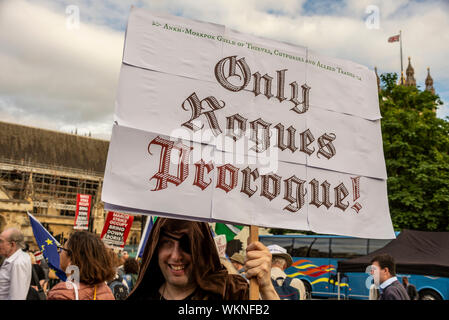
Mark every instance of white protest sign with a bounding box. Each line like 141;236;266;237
74;194;91;230
305;167;393;239
102;126;214;220
115;63;386;179
102;8;395;239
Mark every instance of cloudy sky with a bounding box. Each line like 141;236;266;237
1;0;448;140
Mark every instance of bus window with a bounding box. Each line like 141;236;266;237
367;239;392;253
308;238;330;258
291;237;315;257
259;237;294;254
330;238;368;259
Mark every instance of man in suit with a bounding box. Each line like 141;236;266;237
402;276;419;300
370;254;410;300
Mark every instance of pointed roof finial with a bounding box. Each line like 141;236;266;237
425;67;435;94
405;57;416;87
425;67;432;81
406;57;413;72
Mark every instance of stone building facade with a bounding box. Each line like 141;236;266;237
0;121;142;251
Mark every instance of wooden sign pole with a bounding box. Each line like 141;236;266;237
249;225;259;300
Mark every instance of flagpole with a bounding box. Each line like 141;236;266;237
399;30;404;84
249;225;259;300
136;215;151;259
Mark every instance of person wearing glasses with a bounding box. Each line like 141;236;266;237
47;231;116;300
0;228;32;300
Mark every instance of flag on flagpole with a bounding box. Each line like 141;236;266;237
136;216;154;258
27;212;67;281
388;34;400;42
214;223;244;242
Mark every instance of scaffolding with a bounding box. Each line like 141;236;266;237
0;165;100;217
0;156;144;245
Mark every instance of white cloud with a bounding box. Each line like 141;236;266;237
342;0;411;18
0;0;123;137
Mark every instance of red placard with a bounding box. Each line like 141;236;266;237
74;194;92;230
100;211;134;248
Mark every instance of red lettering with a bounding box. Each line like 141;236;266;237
148;136;192;191
193;160;214;190
216;164;239;193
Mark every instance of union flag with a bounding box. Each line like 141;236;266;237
388;34;400;42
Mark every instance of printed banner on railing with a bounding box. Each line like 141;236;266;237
74;194;91;230
100;211;134;249
102;8;395;239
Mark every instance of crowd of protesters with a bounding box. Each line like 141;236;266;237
0;221;418;301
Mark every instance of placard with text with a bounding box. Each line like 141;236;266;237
102;8;395;239
74;194;92;230
100;211;135;249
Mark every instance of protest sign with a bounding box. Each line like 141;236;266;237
100;211;135;249
74;194;91;230
102;8;395;239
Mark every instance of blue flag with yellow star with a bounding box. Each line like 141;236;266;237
27;212;67;281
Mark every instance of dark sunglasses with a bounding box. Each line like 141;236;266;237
57;245;71;254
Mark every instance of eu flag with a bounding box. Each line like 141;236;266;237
27;212;67;281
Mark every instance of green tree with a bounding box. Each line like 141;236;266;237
380;73;449;231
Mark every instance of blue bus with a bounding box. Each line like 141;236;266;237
259;234;449;300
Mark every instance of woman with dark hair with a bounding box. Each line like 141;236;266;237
47;231;116;300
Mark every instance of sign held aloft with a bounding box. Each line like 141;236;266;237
102;8;395;240
74;194;91;230
100;211;135;249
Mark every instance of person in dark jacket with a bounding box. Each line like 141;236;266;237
402;276;419;300
26;253;47;300
370;254;410;300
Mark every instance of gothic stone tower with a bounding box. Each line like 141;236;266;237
405;57;416;87
425;67;435;94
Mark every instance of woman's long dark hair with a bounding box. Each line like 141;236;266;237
66;231;116;285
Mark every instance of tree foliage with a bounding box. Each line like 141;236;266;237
380;73;449;231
